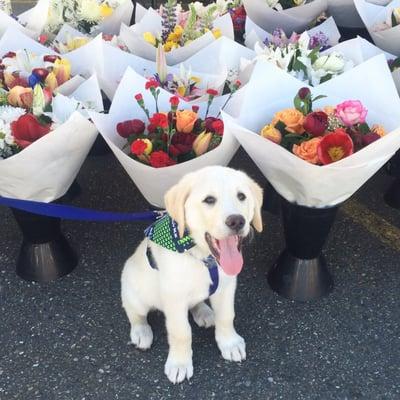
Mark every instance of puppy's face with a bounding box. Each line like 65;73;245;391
165;166;263;276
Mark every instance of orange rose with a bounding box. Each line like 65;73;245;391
8;86;33;108
176;110;198;133
372;124;386;137
293;137;322;164
272;108;304;134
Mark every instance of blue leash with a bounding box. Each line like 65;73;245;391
0;196;162;222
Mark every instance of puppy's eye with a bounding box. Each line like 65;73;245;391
203;196;217;205
237;192;246;201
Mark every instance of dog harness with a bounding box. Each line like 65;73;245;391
144;214;219;296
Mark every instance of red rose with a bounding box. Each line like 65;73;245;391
32;68;49;81
149;151;176;168
362;132;380;147
303;111;328;136
131;139;147;155
2;51;16;59
11;113;52;148
117;119;145;138
38;34;48;44
206;89;218;97
145;79;159;90
318;129;354;165
169;96;179;107
135;93;143;102
149;113;168;129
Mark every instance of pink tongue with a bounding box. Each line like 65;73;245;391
218;236;243;276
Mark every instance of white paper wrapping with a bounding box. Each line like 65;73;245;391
90;67;243;207
98;41;228;101
119;8;234;65
243;0;328;36
223;55;400;208
14;0;49;36
92;0;134;35
328;0;392;28
244;15;341;50
0;10;38;38
354;0;400;56
0;112;97;202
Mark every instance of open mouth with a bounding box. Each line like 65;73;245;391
205;233;244;276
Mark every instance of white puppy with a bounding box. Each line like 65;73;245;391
121;166;263;384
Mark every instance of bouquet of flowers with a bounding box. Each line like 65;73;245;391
116;82;239;168
259;87;386;165
38;0;134;36
355;0;400;55
327;0;391;28
244;14;340;49
240;31;353;86
0;50;72;92
119;1;234;64
90;67;241;207
243;0;327;35
0;72;102;201
222;54;400;207
98;37;235;101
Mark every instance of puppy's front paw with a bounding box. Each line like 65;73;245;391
130;324;153;350
217;333;246;362
164;356;193;384
191;302;215;328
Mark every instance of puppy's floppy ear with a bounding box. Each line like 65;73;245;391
246;176;263;232
164;177;192;238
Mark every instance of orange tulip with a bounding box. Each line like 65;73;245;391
7;86;33;108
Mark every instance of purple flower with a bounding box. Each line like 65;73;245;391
309;31;330;51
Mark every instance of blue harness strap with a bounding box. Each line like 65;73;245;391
145;215;220;296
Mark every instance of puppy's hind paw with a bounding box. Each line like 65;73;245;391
218;333;246;362
164;357;193;384
130;324;153;350
191;302;215;328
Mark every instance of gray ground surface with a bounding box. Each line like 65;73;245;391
1;149;399;400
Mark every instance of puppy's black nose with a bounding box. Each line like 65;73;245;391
225;214;245;232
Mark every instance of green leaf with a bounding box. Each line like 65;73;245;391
392;12;399;27
319;74;332;84
275;121;288;136
37;114;52;125
280;133;309;151
312;95;327;102
358;123;371;134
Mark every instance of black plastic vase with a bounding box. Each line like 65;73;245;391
268;198;338;301
11;208;78;282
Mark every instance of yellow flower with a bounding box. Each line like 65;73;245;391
99;3;113;17
142;139;153;155
212;28;221;39
143;32;156;46
173;25;183;36
167;32;180;42
53;58;71;85
260;124;282;144
177;86;186;97
193;131;213;156
66;37;90;51
45;72;58;91
163;41;178;52
190;76;201;84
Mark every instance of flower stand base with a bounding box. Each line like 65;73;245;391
384;151;400;210
11;208;78;282
267;199;337;301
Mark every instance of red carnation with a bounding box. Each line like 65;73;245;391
149;113;168;129
192;105;199;113
11;113;51;148
135;93;143;102
211;119;224;135
303;111;328;137
149;150;176;168
145;79;159;90
206;89;218;97
169;96;179;107
318;129;354;165
117;119;145;138
131;139;147;156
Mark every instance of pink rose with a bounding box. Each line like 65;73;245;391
335;100;368;127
